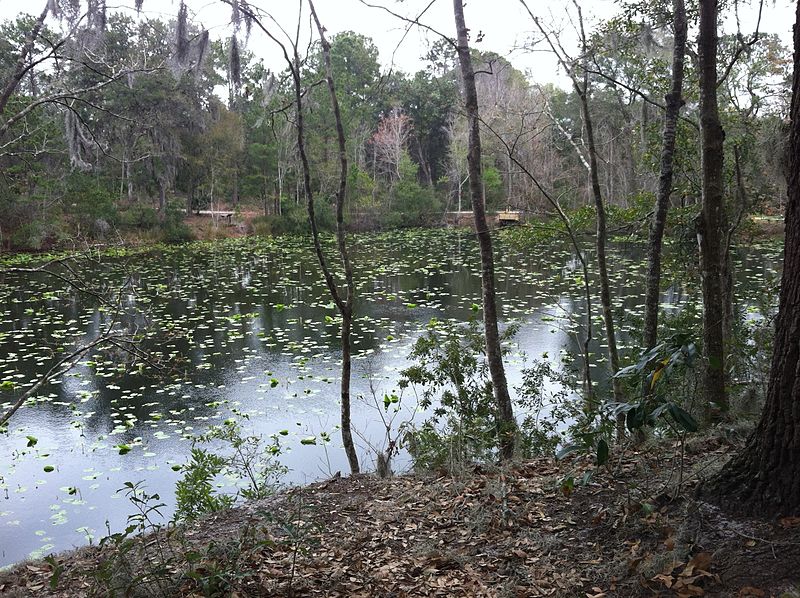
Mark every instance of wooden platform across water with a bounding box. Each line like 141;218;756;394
444;210;525;228
196;210;235;224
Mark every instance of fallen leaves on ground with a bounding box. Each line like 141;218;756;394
1;436;799;597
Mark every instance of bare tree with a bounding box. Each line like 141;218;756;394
200;0;362;473
520;0;625;432
371;107;413;182
452;0;516;459
480;118;595;402
308;0;360;474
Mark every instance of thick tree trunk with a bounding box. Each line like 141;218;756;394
703;2;800;515
453;0;516;459
697;0;728;411
643;0;687;351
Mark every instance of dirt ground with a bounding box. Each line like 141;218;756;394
1;433;798;597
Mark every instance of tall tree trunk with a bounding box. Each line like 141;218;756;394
308;0;360;474
697;0;728;411
569;6;625;431
521;0;623;429
453;0;516;459
158;179;167;219
643;0;688;351
578;85;625;431
703;1;800;515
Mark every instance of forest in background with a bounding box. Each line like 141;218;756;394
1;0;800;594
0;1;792;249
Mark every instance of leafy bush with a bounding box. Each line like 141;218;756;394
63;173;117;229
117;204;160;230
174;419;285;522
175;448;235;522
399;317;504;471
9;217;68;251
249;199;335;236
160;214;194;243
386;153;440;228
613;334;702;435
515;358;581;458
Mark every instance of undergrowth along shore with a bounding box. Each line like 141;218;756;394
1;432;798;597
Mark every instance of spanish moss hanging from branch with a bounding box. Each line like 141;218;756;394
176;1;190;64
229;34;241;89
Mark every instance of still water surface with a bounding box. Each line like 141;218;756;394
0;229;780;565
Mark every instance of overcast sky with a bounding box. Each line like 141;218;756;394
0;0;795;85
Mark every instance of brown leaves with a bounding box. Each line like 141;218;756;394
737;586;767;598
2;442;796;597
778;516;800;528
651;552;720;597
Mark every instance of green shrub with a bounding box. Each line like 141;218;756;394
387;154;440;228
174;420;285;522
160;215;194;243
399;317;501;471
117;204;160;230
175;448;234;522
9;218;68;251
63;173;117;229
249;215;276;237
248;199;334;236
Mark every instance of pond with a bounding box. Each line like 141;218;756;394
0;229;781;566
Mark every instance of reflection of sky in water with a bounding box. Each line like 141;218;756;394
0;231;781;566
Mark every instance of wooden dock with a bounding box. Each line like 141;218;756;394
196;210;235;224
497;210;522;226
444;210;524;228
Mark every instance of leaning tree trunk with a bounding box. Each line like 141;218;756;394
452;0;516;459
519;0;620;422
697;0;728;412
702;1;800;515
642;0;687;352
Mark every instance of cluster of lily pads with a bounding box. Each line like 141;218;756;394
0;229;781;566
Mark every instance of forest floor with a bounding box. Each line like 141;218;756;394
1;432;799;597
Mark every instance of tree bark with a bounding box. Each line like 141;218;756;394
452;0;516;459
642;0;687;351
309;0;360;475
697;0;728;411
578;84;625;432
702;1;800;515
158;179;167;218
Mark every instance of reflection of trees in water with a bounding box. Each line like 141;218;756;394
0;237;782;444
